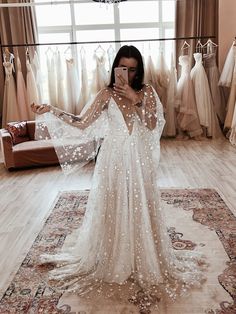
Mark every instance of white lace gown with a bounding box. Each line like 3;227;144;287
90;51;109;96
16;55;30;120
39;85;207;303
176;55;203;137
66;58;81;115
191;53;222;138
224;46;236;130
162;53;177;137
2;53;20;127
203;52;226;125
26;58;39;121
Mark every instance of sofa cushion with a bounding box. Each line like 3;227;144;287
6;121;30;145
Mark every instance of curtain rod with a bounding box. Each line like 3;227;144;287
0;36;216;48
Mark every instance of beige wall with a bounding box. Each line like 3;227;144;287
219;0;236;71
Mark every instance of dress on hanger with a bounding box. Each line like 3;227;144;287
56;50;67;110
2;53;20;127
107;45;116;74
16;54;30;120
144;54;157;91
66;58;81;115
223;46;236;130
32;51;44;104
203;52;226;125
162;53;177;137
191;53;222;138
176;55;203;137
46;50;57;108
26;58;39;121
38;84;208;307
90;49;109;95
78;47;89;114
219;44;235;87
155;51;170;109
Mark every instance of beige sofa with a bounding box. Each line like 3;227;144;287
0;121;59;170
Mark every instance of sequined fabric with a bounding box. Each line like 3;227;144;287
38;84;208;304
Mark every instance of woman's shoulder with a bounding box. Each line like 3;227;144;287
141;84;156;96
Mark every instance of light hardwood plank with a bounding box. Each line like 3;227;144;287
0;138;235;298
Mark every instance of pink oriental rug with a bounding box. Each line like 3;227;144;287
0;189;235;313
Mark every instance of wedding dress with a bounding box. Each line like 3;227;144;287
26;57;39;121
16;54;30;120
162;53;177;137
66;58;81;114
2;53;20;127
176;55;203;137
90;49;109;95
78;47;89;113
203;52;226;125
191;53;222;138
38;84;207;305
223;46;236;130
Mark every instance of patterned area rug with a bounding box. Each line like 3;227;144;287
0;189;235;313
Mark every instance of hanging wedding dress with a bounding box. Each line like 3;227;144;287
222;45;236;130
32;50;44;104
107;45;116;74
38;84;207;306
16;54;30;120
176;55;203;138
191;53;222;138
228;49;236;145
46;49;57;108
66;58;81;114
78;47;89;114
90;48;109;96
26;56;39;121
218;44;235;87
2;52;20;127
155;51;170;109
144;54;157;91
162;53;177;137
56;50;67;110
203;52;226;125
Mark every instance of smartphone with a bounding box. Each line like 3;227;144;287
114;67;128;85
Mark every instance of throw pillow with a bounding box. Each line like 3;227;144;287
6;121;30;145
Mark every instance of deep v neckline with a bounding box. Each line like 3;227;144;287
110;97;135;136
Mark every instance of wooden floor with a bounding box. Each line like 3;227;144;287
0;137;236;298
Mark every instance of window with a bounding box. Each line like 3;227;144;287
35;0;175;102
35;0;175;56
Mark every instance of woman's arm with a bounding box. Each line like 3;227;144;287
133;85;157;131
31;88;110;129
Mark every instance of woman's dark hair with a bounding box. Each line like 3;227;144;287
108;45;144;91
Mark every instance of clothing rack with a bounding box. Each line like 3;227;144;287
0;36;216;49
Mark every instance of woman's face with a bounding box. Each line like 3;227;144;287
118;57;138;85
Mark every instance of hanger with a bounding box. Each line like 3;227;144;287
95;44;105;54
181;40;190;51
25;46;31;61
64;45;72;58
195;39;203;53
202;38;218;54
4;47;15;64
45;46;53;54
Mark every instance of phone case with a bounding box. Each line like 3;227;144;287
114;67;128;85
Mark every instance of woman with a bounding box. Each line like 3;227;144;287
32;45;207;305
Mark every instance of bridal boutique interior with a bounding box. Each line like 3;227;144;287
0;0;236;313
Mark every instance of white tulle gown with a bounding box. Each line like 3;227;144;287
2;53;20;127
38;84;207;304
191;53;222;138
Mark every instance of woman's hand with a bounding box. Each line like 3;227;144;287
113;75;140;105
31;103;50;114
